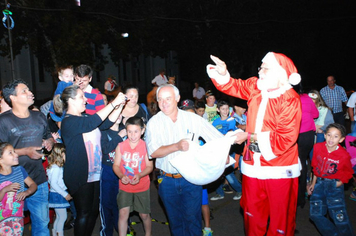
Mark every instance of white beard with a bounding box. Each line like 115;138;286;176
257;68;288;91
257;73;279;91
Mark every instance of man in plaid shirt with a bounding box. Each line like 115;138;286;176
320;75;348;126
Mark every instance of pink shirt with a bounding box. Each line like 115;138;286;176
345;135;356;167
299;94;319;133
118;139;150;193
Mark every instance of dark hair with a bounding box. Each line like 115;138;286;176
326;123;346;138
75;64;93;78
217;100;229;109
195;101;205;109
350;140;356;148
57;65;74;77
125;116;145;129
123;84;139;94
0;142;12;170
53;84;80;115
232;98;247;109
2;79;28;107
0;142;12;158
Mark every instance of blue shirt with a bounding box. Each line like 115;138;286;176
212;116;237;135
233;113;247;126
320;84;348;113
0;166;28;194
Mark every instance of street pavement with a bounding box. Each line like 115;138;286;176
24;173;356;236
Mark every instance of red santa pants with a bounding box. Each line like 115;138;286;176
240;176;298;236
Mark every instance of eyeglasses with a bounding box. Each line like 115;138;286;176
75;78;89;83
258;67;269;73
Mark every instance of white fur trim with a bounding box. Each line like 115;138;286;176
206;64;231;85
241;154;301;179
260;83;292;99
255;95;268;133
289;73;301;85
258;131;277;161
262;52;279;67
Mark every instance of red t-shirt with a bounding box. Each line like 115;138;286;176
118;139;150;193
312;142;354;183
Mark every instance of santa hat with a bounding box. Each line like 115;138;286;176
262;52;301;86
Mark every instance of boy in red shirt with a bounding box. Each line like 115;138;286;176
113;117;153;236
308;123;355;236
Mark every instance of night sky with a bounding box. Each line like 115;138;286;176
175;1;356;93
1;1;356;93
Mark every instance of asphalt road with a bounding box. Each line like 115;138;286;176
24;172;356;236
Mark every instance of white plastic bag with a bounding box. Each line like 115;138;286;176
169;130;241;185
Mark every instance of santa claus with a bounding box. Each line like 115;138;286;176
207;52;302;236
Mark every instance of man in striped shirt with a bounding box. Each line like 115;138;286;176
320;75;348;126
74;65;105;115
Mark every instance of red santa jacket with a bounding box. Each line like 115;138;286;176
210;75;302;179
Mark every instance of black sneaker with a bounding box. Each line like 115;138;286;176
64;217;75;230
223;184;233;194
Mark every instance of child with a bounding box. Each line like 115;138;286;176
231;98;247;179
100;110;126;235
181;99;213;236
308;123;355;236
345;125;356;201
0;142;37;235
195;101;206;118
113;117;153;236
211;100;242;201
231;99;247;131
49;66;74;122
47;143;72;236
203;90;219;124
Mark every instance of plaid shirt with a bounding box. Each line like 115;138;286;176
320;84;347;113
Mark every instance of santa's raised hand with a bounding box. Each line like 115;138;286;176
206;55;230;85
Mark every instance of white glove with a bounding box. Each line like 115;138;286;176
206;55;231;85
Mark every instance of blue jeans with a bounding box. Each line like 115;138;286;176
24;182;50;236
351;121;356;133
216;169;242;196
310;178;355;236
69;199;77;219
100;165;119;236
158;174;202;236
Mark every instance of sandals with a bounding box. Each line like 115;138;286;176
349;193;356;201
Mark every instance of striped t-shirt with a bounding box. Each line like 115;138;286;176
84;85;105;115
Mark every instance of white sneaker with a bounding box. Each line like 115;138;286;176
233;192;242;200
210;194;224;201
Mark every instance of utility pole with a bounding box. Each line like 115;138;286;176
4;0;15;80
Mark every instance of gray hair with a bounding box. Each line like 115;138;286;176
156;84;180;100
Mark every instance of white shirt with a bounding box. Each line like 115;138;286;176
347;92;356;117
104;80;116;91
47;164;69;198
145;109;223;174
152;74;168;86
193;87;206;99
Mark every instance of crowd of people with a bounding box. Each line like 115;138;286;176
0;52;356;236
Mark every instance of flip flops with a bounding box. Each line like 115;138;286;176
349;193;356;201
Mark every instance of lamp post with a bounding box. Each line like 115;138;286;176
3;0;15;80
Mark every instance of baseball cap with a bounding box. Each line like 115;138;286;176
180;99;195;110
